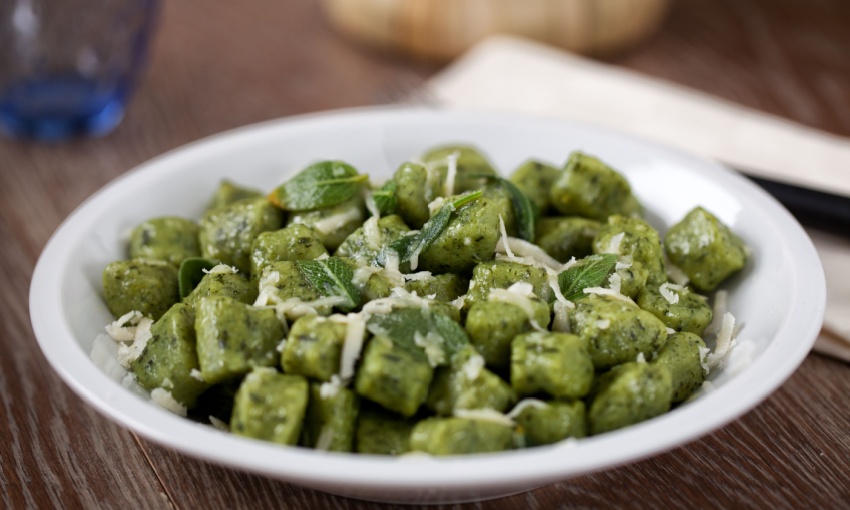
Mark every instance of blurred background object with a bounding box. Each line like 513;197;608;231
320;0;671;61
0;0;160;140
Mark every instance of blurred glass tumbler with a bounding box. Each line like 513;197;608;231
0;0;160;140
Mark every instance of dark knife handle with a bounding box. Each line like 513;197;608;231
745;175;850;236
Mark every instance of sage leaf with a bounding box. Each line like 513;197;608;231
177;257;218;299
558;253;619;301
296;257;360;311
387;190;482;269
372;180;398;216
470;174;536;241
366;307;469;364
268;161;369;211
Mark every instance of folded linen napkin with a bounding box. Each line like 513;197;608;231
426;35;850;362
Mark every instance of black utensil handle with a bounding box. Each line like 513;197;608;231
745;175;850;236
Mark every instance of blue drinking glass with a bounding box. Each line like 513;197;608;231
0;0;160;140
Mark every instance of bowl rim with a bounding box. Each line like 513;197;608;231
29;105;825;492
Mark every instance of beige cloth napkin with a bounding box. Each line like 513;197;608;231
426;35;850;362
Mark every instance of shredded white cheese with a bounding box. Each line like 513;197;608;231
338;313;366;381
190;369;205;382
506;399;549;419
362;215;382;250
615;256;633;271
454;408;515;427
115;316;153;369
497;215;514;258
660;282;688;305
461;353;485;380
150;388;187;417
443;151;459;197
666;260;690;286
596;319;611;330
582;287;637;306
254;270;281;307
272;296;348;322
312;207;361;235
402;271;434;282
603;232;625;254
209;416;228;431
552;300;571;332
495;221;563;271
364;191;380;218
427;196;447;216
203;264;238;275
706;290;728;337
314;425;335;451
105;310;144;342
361;287;435;317
706;312;736;369
352;264;383;290
607;272;622;294
414;331;446;367
636;352;647;364
488;282;545;331
276;337;288;353
320;375;343;398
450;294;467;310
698;345;711;374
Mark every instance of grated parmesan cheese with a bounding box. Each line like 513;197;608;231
615;256;633;271
338;313;366;382
352;264;383;290
427;196;447;216
495;217;564;272
402;271;434;282
203;263;238;275
275;337;288;353
443;151;459;197
364;191;380;218
150;388;187;417
116;316;153;369
461;353;485;380
190;369;205;382
312;207;361;235
636;352;647;364
105;310;144;342
666;260;690;286
414;331;446;367
488;282;545;331
552;300;571;333
450;294;467;310
596;319;611;330
314;425;335;451
454;408;515;427
607;272;622;294
659;282;688;305
506;398;549;419
603;232;625;254
320;375;343;398
271;296;348;323
706;312;736;369
698;345;711;374
209;416;228;431
362;215;382;250
582;287;637;306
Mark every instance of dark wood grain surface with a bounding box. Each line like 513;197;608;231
3;0;849;508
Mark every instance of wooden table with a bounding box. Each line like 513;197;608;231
3;0;849;507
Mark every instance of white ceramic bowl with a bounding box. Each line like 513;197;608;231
30;107;825;503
